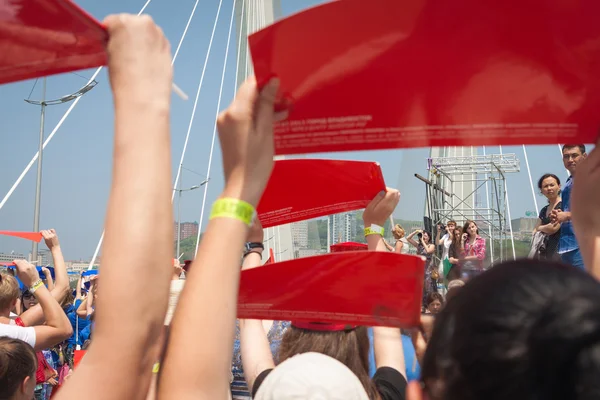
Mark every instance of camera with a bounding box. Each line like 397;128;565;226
417;232;423;239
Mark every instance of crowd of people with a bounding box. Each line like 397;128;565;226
1;14;600;400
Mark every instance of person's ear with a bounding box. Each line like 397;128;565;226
407;381;426;400
20;375;32;395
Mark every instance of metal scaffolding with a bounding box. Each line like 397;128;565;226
421;153;520;266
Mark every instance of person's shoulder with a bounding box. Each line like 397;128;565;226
373;367;408;400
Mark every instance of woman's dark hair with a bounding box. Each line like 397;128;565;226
0;337;37;398
451;227;463;252
426;292;444;307
279;326;378;399
537;173;561;190
462;220;478;237
421;259;600;400
421;230;432;243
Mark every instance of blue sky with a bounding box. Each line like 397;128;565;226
0;0;588;260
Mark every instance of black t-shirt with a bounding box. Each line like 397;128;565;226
251;366;407;400
538;201;562;259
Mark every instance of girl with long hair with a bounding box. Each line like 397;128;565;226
461;220;486;280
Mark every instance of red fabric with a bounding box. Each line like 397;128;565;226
35;352;51;384
330;242;368;253
0;0;108;85
73;350;86;369
238;251;424;328
0;231;42;242
249;0;600;154
14;317;25;327
292;321;358;331
257;159;385;228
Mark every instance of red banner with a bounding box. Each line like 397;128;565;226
249;0;600;154
238;251;424;328
0;231;42;242
257;159;385;228
330;242;368;253
0;0;107;85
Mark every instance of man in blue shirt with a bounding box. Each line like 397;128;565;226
551;144;587;269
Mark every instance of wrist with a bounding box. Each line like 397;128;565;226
362;219;386;228
50;245;61;252
114;90;170;114
221;185;260;209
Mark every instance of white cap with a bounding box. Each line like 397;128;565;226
254;352;369;400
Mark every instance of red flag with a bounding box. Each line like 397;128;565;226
0;231;42;242
0;0;107;85
264;248;275;265
249;0;600;154
257;159;385;228
73;349;86;368
238;251;424;328
330;242;368;253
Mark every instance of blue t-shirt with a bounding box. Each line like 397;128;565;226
558;176;579;254
368;328;421;381
66;299;91;345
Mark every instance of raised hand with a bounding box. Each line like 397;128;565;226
247;218;264;244
363;188;401;227
104;14;172;108
217;78;280;207
41;229;60;250
13;259;40;287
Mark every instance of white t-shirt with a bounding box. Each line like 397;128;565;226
0;324;37;348
397;238;410;254
440;234;452;260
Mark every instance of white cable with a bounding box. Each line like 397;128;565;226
171;0;202;65
482;146;494;265
171;0;225;202
0;0;154;213
88;232;104;270
87;0;205;269
522;144;539;213
234;0;246;89
194;0;237;256
499;145;516;260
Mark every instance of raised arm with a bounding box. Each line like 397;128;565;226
362;190;406;379
86;279;96;317
159;78;280;400
239;220;276;392
42;267;54;292
572;138;600;280
13;260;72;351
435;225;444;246
406;230;420;247
19;229;70;326
76;297;87;319
56;14;174;400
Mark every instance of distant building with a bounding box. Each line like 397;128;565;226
511;217;537;234
291;221;309;249
328;212;358;245
0;252;25;265
175;222;199;241
68;263;97;273
297;248;325;258
28;250;50;266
